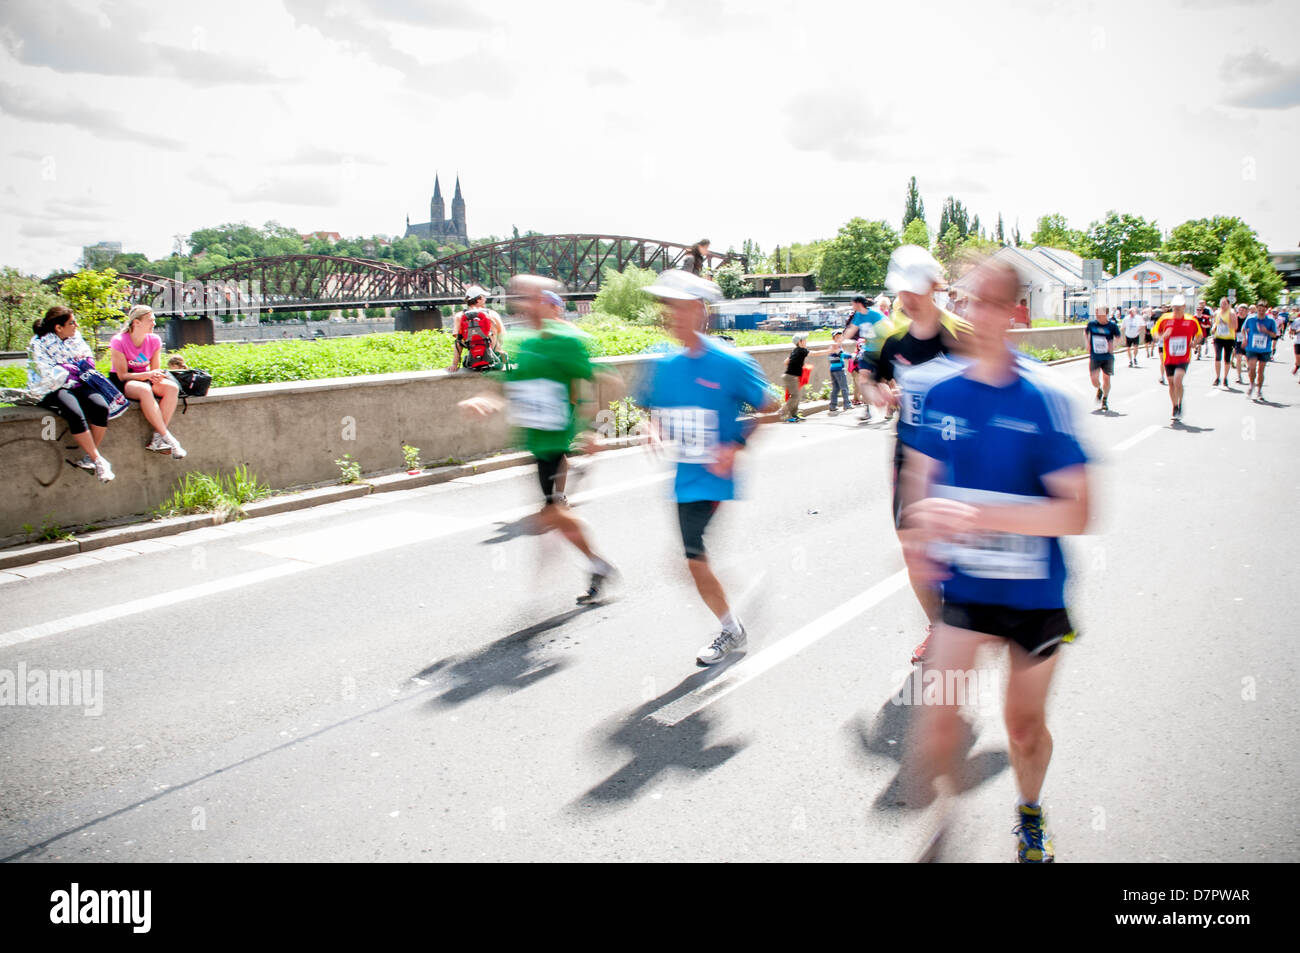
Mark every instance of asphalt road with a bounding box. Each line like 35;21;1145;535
1;350;1297;862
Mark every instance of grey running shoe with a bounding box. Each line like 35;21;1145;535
71;453;95;471
696;623;747;666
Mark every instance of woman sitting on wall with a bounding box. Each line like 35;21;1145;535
108;305;187;458
25;305;115;482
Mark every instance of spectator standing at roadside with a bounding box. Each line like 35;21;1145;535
827;330;853;415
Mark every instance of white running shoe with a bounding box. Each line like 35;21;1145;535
146;432;172;453
164;432;187;459
94;455;115;483
696;623;747;666
71;453;95;471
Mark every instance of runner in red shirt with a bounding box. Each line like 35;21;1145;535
1153;295;1202;422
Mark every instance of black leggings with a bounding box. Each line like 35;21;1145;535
38;385;110;436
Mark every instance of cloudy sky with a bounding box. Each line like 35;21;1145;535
1;0;1296;275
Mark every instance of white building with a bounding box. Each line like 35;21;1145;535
952;245;1102;321
1093;259;1210;313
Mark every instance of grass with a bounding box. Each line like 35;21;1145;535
1019;345;1088;362
21;516;74;543
0;366;26;388
153;465;270;521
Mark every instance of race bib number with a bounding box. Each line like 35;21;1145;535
505;378;569;431
1216;320;1230;336
652;407;719;464
1250;333;1268;350
1168;337;1188;357
1091;335;1110;355
931;531;1050;580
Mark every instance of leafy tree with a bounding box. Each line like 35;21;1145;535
934;224;965;273
1013;219;1021;247
1080;211;1162;273
58;269;130;346
902;176;925;230
741;238;765;272
1029;213;1083;251
1221;225;1283;305
818;218;899;292
937;197;970;241
1161;220;1222;275
593;264;659;321
901;218;930;250
714;261;749;299
1;268;62;350
971;214;982;239
1200;260;1256;308
995;213;1005;245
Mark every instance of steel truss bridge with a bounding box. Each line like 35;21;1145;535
58;235;745;318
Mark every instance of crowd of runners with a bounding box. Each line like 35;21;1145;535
451;245;1293;865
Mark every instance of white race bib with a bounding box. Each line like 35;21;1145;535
652;407;720;464
505;378;569;431
926;485;1051;580
1091;336;1110;355
1250;333;1268;350
1168;337;1188;357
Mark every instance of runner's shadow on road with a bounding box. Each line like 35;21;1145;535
1252;398;1288;408
1168;421;1215;433
1091;408;1126;417
414;606;593;707
571;661;749;810
481;515;545;545
847;675;1008;813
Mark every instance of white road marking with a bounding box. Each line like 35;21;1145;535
0;564;307;649
648;570;910;727
1110;424;1161;454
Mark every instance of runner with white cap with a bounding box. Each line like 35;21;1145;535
636;269;777;666
449;285;506;373
871;245;971;665
1152;295;1201;421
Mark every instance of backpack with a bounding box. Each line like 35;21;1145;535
457;311;497;371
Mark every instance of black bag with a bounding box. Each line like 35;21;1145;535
169;368;212;414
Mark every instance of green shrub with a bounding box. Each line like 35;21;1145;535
154;465;269;521
335;453;361;484
592;264;658;321
0;365;27;388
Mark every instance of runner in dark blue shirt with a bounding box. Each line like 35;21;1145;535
1084;307;1120;412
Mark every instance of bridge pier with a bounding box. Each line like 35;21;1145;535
394;308;445;333
164;317;216;350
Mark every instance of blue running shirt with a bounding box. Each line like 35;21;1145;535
639;334;771;502
1242;316;1276;355
904;353;1089;609
1085;317;1119;357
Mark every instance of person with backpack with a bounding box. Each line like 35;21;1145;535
448;285;505;372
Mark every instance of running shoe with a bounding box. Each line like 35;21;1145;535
785;417;799;423
146;432;172;454
70;453;95;471
576;565;618;605
1095;386;1102;403
1100;397;1109;412
911;624;934;665
1213;377;1220;386
1013;803;1055;863
696;622;747;666
163;433;187;459
93;455;115;483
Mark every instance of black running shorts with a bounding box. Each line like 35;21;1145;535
536;452;568;505
677;500;720;560
1214;339;1235;360
1164;361;1189;377
1125;336;1140;347
1090;356;1115;374
941;602;1075;659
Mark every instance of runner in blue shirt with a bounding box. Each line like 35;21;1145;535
1241;303;1279;399
843;294;891;421
898;258;1092;863
638;269;776;666
1084;306;1120;412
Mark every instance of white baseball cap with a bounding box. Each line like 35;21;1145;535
1170;294;1186;307
464;284;489;301
643;268;722;303
885;245;945;295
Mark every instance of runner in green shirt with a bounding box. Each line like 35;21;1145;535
460;275;618;604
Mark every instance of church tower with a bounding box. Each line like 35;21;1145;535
451;175;467;245
430;175;445;229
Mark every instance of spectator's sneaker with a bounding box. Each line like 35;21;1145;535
576;564;618;605
94;455;115;483
785;417;799;423
696;622;747;666
163;433;187;459
1013;804;1055;863
146;432;172;454
911;624;934;665
70;454;95;471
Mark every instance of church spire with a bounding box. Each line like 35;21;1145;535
431;174;445;224
451;174;467;244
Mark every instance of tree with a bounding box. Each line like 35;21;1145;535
934;224;965;273
1013;219;1021;247
1220;224;1284;305
1161;220;1222;275
937;197;971;241
714;261;749;299
971;214;982;240
902;176;925;230
818;218;900;292
1200;260;1256;308
1029;213;1083;251
0;268;61;351
901;218;930;250
1081;211;1162;274
592;264;658;321
995;213;1005;245
58;269;130;347
741;238;765;272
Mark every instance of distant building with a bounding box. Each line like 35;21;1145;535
1096;259;1210;312
82;241;121;268
953;246;1107;321
742;272;817;295
301;231;342;244
404;174;468;246
1269;249;1300;295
